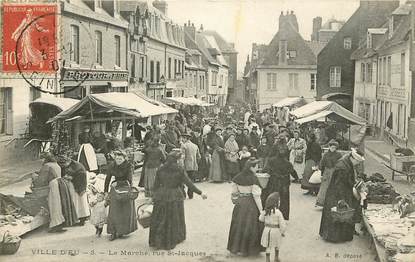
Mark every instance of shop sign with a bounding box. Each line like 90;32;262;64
62;68;129;82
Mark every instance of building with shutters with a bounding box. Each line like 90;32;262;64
253;11;324;111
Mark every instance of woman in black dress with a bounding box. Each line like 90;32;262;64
227;158;263;256
149;151;207;250
261;146;296;220
104;150;138;241
301;133;322;195
319;149;364;243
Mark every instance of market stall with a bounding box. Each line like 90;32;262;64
48;92;177;166
291;101;367;150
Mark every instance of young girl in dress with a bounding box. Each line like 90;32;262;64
259;192;286;262
239;145;251;170
88;187;107;237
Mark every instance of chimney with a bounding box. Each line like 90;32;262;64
184;21;196;41
199;24;204;31
288;11;299;32
278;11;285;31
278;40;287;65
153;0;168;16
311;16;322;41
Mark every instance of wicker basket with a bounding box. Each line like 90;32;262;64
330;201;355;224
0;231;21;255
256;173;270;188
137;203;152;229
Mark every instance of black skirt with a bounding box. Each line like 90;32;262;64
227;196;262;256
149;200;186;250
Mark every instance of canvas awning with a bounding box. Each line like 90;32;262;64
29;96;79;112
49;92;177;122
291;101;366;126
273;97;306;108
164;97;213;106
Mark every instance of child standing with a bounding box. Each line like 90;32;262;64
239;145;251;169
259;192;286;262
88;188;107;237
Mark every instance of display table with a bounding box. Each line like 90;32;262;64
0;212;48;237
363;204;415;262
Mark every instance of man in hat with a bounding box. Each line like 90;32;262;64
319;148;365;243
78;126;92;145
264;123;277;147
249;125;260;150
161;122;180;153
180;133;201;199
222;125;235;144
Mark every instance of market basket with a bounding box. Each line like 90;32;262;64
330;201;355;224
0;231;21;255
137;201;153;229
256;173;270;188
129;187;139;200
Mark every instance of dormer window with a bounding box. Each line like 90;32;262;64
388;17;393;39
344;37;352;49
367;32;372;48
96;0;102;9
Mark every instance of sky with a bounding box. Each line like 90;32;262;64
165;0;362;78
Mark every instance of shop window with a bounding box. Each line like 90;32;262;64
115;35;121;67
90;85;108;94
0;88;12;135
70;25;79;64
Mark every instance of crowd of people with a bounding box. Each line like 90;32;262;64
36;103;366;262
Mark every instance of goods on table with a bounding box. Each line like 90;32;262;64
364;204;415;261
366;181;399;204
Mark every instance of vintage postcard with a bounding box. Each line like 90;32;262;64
0;0;414;261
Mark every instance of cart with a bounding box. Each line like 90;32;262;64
382;153;415;183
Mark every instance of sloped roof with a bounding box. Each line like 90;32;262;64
261;23;317;66
30;96;79;112
194;33;222;67
392;3;411;15
378;14;411;52
119;0;138;12
199;30;237;53
305;41;326;56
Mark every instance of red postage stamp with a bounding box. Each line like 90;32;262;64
2;4;57;73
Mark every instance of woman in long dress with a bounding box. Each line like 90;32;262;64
39;153;75;232
227;158;263;256
287;130;307;180
301;133;322;195
207;128;227;182
142;137;166;197
319;149;364;243
224;133;240;180
149;151;207;250
61;157;90;226
316;140;342;207
262;146;296;221
104;150;138;241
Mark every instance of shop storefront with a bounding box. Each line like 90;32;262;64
61;68;129;99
